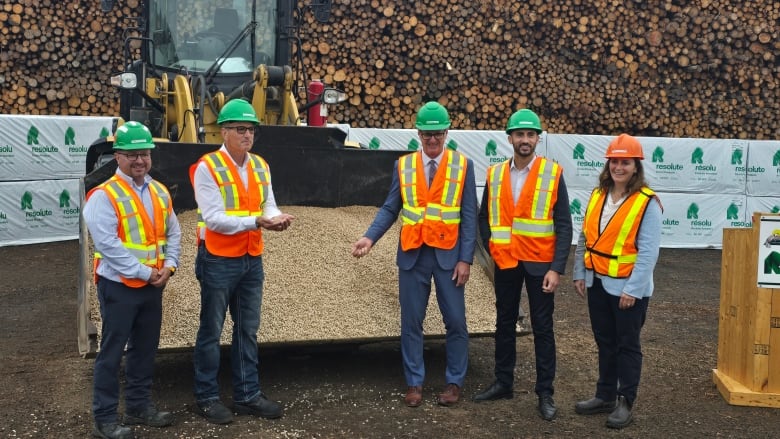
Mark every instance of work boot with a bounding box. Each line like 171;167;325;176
575;397;617;415
233;393;284;419
92;422;133;439
196;399;233;424
123;404;174;427
606;395;633;429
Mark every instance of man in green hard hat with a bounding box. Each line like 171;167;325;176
83;121;181;439
191;99;294;424
351;101;478;408
474;109;572;422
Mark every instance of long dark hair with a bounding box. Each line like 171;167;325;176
597;158;648;197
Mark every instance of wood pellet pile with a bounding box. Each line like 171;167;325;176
90;206;497;349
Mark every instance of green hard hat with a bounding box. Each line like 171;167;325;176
415;101;451;131
217;99;260;125
506;109;542;134
114;121;155;150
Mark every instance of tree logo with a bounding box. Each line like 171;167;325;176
731;148;743;165
485;139;497;156
652;146;664;163
570;199;582;215
726;203;739;220
65;127;76;146
687;203;699;219
59;190;71;208
446;139;458;151
773;150;780;166
27;126;40;145
21;191;33;210
407;138;419;151
772;206;780;214
100;127;111;138
572;143;585;160
368;137;380;150
691;147;704;164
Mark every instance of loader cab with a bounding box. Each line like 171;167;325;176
110;0;306;138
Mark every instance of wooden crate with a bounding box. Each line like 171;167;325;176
713;214;780;408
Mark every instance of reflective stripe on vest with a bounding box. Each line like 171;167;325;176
198;150;269;257
91;175;171;288
487;157;561;268
398;149;466;251
583;187;654;278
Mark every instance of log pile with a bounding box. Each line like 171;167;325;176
296;0;778;139
0;0;777;139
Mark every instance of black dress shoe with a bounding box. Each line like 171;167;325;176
538;394;558;421
93;422;133;439
473;381;513;402
606;395;633;429
575;397;617;415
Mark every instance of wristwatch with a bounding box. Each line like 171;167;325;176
168;266;176;276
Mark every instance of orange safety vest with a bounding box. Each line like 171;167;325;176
193;150;270;257
398;149;467;251
486;157;561;269
88;174;172;288
583;187;655;278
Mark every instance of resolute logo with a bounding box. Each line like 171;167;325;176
446;139;458;151
368;137;380;150
21;191;53;219
407;138;419;151
773;150;780;166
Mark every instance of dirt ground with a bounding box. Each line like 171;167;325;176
2;240;779;439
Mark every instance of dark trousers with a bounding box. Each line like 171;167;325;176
493;263;556;396
92;277;163;423
587;278;649;407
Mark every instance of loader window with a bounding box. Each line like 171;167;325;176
147;0;277;73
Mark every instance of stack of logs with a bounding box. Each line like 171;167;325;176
0;0;777;139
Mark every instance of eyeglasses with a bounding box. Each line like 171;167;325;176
116;152;151;160
224;126;256;135
420;131;446;140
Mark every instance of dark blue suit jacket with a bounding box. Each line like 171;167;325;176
364;153;478;271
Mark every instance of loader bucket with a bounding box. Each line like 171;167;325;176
83;126;405;210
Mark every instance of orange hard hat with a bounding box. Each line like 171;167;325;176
605;134;644;160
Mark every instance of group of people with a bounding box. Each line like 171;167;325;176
83;99;661;439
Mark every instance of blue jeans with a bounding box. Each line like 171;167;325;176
193;245;264;404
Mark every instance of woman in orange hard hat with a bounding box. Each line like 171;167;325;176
572;134;663;430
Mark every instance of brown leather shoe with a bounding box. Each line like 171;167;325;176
404;386;423;407
437;383;461;406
